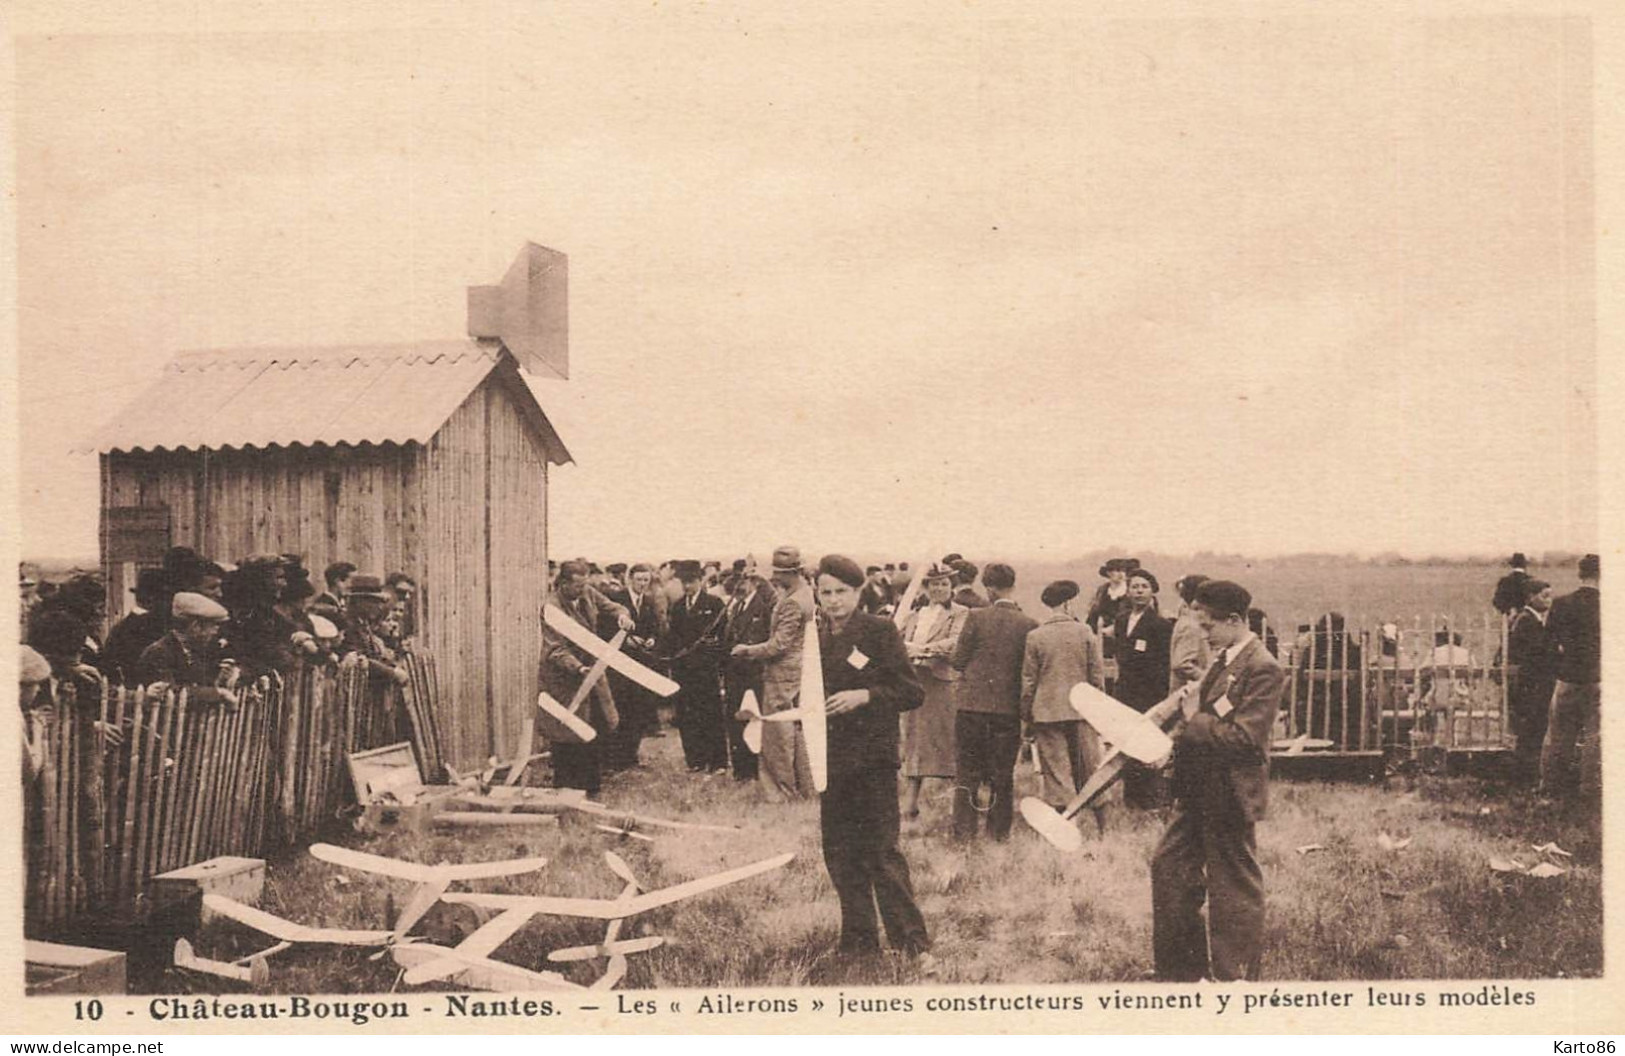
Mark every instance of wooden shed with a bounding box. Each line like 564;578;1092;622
87;245;574;770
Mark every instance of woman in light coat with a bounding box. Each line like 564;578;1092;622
898;564;967;822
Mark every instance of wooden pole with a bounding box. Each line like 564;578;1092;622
158;693;190;875
118;688;146;910
184;693;218;866
128;694;160;910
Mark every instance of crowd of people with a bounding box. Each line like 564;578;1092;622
17;548;422;721
16;541;1601;983
537;549;1295;979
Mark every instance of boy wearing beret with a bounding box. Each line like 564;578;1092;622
1151;579;1284;982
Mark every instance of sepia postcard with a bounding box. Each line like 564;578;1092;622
2;0;1621;1038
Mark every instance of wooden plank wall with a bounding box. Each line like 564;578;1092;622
418;395;491;771
485;379;550;769
101;446;424;623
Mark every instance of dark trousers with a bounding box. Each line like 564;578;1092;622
674;668;728;771
1510;678;1553;784
603;674;655;769
1151;803;1265;982
952;711;1022;841
722;665;761;781
1540;680;1601;800
551;741;601;797
820;764;930;954
1123;763;1170;809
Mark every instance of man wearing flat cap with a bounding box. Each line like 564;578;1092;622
1152;578;1283;982
732;546;817;798
1021;580;1108;810
135;592;241;706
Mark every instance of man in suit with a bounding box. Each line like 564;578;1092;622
733;546;817;799
1507;579;1557;785
666;559;729;773
1152;579;1284;982
1493;552;1533;617
539;560;632;795
1114;567;1173;808
1541;554;1600;804
721;560;776;781
949;562;1037;841
1021;579;1107;810
605;562;664;768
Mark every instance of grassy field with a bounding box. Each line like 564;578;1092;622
162;729;1602;995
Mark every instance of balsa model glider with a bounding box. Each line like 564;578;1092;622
732;621;827;791
172;937;278;986
388;906;588;992
308;843;549;941
542;604;681;698
440;851;795;922
546;852;666;991
1019;682;1194;852
202;893;397;947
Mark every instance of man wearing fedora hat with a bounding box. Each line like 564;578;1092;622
102;568;172;685
341;574;410;685
732;546;817;799
721;557;775;782
1493;553;1533;617
666;559;730;773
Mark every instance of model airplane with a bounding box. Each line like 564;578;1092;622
545;852;666;991
441;851;795;921
449;783;740;836
388;904;589;991
730;622;827;791
391;937;587;993
172;937;278;986
308;844;549;940
1019;682;1194;852
203;893;397;947
543;605;681;698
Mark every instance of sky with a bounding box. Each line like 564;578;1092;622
8;4;1600;564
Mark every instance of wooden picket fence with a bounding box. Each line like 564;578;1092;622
1273;612;1514;755
23;650;444;934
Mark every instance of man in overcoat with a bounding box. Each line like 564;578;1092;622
732;546;816;799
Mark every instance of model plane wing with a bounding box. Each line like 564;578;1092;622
544;605;680;697
1069;683;1172;764
444;852;795;920
310;843;549;883
203;894;393;946
391;943;585;991
798;620;828;792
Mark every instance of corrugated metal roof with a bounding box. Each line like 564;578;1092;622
87;341;572;463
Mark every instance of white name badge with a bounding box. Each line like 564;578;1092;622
1134;639;1147;653
1214;696;1234;718
848;648;871;670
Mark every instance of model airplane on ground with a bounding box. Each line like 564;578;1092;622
203;893;397;947
545;852;666;990
733;621;827;791
1020;682;1194;851
172;937;280;985
388;905;588;992
308;843;549;940
440;851;795;921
